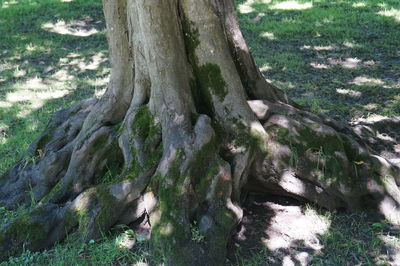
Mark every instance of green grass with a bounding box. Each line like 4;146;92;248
232;207;400;265
237;0;400;120
1;0;399;265
0;0;109;176
0;222;151;266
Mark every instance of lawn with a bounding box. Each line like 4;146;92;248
0;0;399;265
238;0;400;120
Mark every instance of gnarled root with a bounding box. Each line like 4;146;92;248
0;98;97;209
248;100;400;223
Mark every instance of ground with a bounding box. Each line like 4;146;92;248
0;0;399;265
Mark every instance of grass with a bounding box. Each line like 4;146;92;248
0;0;399;265
0;222;151;265
237;0;400;120
231;205;400;265
0;0;109;176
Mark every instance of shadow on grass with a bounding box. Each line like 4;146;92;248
0;0;109;175
228;193;400;265
236;0;400;120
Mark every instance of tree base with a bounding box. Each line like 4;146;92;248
1;0;399;264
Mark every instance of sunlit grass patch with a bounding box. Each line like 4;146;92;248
378;8;400;22
270;0;313;10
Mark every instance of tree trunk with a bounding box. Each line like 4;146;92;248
1;0;399;264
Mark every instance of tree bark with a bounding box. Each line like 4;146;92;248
1;0;399;264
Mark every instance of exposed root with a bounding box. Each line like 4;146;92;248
0;98;97;209
248;100;400;223
149;115;242;265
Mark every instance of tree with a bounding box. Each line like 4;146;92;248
0;0;399;264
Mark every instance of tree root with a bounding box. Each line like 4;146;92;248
0;98;97;209
248;100;400;221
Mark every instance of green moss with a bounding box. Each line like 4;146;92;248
197;63;228;101
150;150;194;264
182;15;228;105
94;186;120;230
267;122;356;184
64;186;119;241
40;180;62;203
90;134;108;154
132;106;159;140
98;106;162;185
206;204;236;251
181;16;200;66
0;209;47;258
229;120;267;154
189;139;220;200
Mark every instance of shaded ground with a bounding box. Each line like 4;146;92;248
228;194;400;265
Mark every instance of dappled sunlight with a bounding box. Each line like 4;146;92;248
59;52;108;72
0;101;12;108
237;0;258;14
355;114;393;124
87;77;109;87
314;45;335;51
94;88;107;98
278;171;306;196
271;1;313;10
264;204;330;251
301;45;337;52
1;0;17;9
363;103;378;111
232;195;332;265
51;69;75;81
336;88;362;97
42;20;99;37
6;87;70;113
259;31;275;40
240;0;399;121
115;231;136;250
352;2;366;8
249;12;266;23
315;17;334;26
343;40;360;48
378;8;400;22
328;57;361;69
310;62;330;69
6;88;70;103
13;68;27;78
259;63;272;72
379;196;400;225
20;77;48;90
379;235;400;265
363;60;377;67
350;76;385;86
